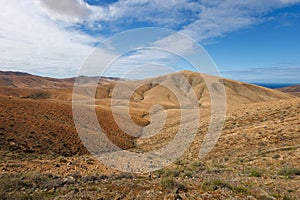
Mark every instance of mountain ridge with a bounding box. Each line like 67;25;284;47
277;84;300;97
0;70;124;88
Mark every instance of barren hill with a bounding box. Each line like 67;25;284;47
0;71;73;88
96;70;293;108
0;70;299;199
0;71;125;101
277;84;300;97
0;70;294;157
0;71;123;89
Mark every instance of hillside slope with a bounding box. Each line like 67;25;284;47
0;70;295;157
0;70;299;199
0;71;123;89
96;70;293;108
277;84;300;97
0;96;136;156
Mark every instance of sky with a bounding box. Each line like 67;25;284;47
0;0;299;83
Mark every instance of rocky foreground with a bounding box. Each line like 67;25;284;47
0;98;299;200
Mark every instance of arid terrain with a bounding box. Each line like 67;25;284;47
277;85;300;97
0;71;299;200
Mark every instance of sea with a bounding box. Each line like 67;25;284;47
252;83;299;89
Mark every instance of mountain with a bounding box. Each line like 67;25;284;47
95;70;293;108
0;70;125;101
277;84;300;97
0;70;294;155
0;71;73;88
0;70;123;88
1;70;292;103
0;70;299;199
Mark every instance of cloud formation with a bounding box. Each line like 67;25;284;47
0;0;299;78
36;0;300;40
0;1;101;76
38;0;93;23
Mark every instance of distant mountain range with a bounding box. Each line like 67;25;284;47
277;84;300;97
0;70;124;88
0;71;299;102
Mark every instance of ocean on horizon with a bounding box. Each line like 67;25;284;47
251;83;299;89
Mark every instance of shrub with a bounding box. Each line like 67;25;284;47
70;171;82;180
283;195;295;200
279;168;300;177
0;174;29;193
154;168;184;178
160;177;186;190
191;161;206;171
164;168;183;178
28;92;51;99
202;179;232;191
0;172;63;196
233;186;250;195
249;168;263;177
182;171;193;178
154;169;165;177
40;179;63;190
202;179;249;195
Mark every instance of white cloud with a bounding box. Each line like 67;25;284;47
102;0;200;26
131;0;300;68
180;0;295;41
35;0;200;27
37;0;92;23
0;0;102;77
153;33;198;56
0;0;300;77
34;0;300;39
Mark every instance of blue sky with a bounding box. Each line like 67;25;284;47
0;0;299;83
205;4;300;83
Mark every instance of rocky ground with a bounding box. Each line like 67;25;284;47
0;97;299;199
0;71;299;199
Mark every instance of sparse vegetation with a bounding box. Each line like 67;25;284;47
202;179;232;191
159;177;186;190
163;168;184;177
279;168;300;177
191;161;206;171
249;168;263;177
232;186;250;195
202;179;249;195
28;91;51;99
0;172;63;199
182;171;193;178
283;195;295;200
154;167;184;178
